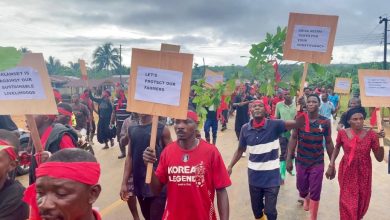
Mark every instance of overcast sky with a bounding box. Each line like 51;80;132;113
1;0;389;67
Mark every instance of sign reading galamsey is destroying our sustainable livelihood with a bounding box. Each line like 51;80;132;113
135;66;183;106
0;67;46;100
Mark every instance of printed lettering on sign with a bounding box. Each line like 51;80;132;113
0;67;46;100
291;25;330;52
135;66;183;106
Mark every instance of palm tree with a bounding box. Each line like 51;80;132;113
92;43;120;72
46;56;62;75
68;61;80;71
18;47;31;53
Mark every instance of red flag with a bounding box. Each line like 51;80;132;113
273;62;281;83
370;107;379;127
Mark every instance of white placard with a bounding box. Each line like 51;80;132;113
364;76;390;97
206;75;223;86
135;66;183;106
0;67;46;100
291;25;330;52
336;79;351;90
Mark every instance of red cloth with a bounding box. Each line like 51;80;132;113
297;111;310;132
53;89;62;102
155;140;231;220
58;107;72;117
23;162;100;220
251;118;265;128
336;129;380;220
217;96;228;123
273;62;281;83
116;89;126;110
187;111;199;123
41;126;76;150
369;107;379;127
0;140;17;161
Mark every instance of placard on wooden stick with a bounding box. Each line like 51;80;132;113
0;53;58;115
79;59;88;81
283;12;338;64
334;77;352;94
160;43;180;53
127;48;193;119
358;69;390;107
204;69;224;88
0;52;57;152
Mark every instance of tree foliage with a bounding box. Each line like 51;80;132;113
191;78;236;126
247;26;287;96
92;42;120;72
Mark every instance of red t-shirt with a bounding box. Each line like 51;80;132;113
155;140;231;220
41;126;76;149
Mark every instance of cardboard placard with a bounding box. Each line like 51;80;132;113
334;77;352;94
283;12;338;64
0;53;58;115
204;69;224;88
358;69;390;107
79;59;88;81
160;43;180;53
127;48;193;119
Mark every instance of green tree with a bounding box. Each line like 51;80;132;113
46;56;62;75
68;61;80;72
18;47;31;53
92;42;120;72
247;26;287;95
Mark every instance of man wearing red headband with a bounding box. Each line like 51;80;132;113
24;148;102;220
143;111;231;220
0;129;29;219
228;100;305;220
29;112;78;184
111;85;132;159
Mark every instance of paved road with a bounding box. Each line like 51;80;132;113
18;118;390;220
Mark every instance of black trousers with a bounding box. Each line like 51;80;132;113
249;185;280;220
137;195;166;220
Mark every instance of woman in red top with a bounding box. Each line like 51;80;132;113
326;108;385;220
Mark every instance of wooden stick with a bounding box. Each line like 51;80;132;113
376;108;384;147
25;115;43;152
145;115;159;184
297;62;309;110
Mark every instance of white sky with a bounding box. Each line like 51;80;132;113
0;0;389;67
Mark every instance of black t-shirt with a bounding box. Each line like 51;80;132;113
128;123;165;197
0;179;29;220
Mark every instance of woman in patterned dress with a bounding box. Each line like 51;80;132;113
326;108;385;220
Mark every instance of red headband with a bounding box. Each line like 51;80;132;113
23;162;100;220
58;107;73;117
53;90;62;102
187;111;199;123
250;100;263;108
0;140;17;161
36;162;100;184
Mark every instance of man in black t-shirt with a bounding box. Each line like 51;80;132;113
120;114;172;220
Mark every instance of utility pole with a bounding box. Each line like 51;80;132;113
379;16;389;70
119;44;122;84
